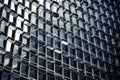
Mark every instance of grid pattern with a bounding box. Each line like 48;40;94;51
0;0;120;80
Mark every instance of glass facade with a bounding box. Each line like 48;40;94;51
0;0;120;80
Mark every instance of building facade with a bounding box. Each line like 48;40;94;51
0;0;120;80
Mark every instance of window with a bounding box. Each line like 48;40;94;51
64;11;70;21
30;25;37;37
6;39;12;52
39;30;45;41
47;34;53;45
46;24;52;33
0;20;8;33
71;15;77;24
30;52;37;63
15;29;23;41
54;38;60;48
21;62;28;75
53;27;59;37
64;1;70;10
64;68;70;77
69;47;76;56
24;9;30;20
0;34;6;48
78;62;84;70
62;43;68;52
31;38;37;49
67;33;74;43
12;58;20;71
76;48;83;59
17;4;24;15
39;43;46;53
70;58;77;68
31;2;38;13
39;57;46;67
4;54;12;67
55;65;62;74
47;61;54;70
47;48;53;57
84;52;90;62
9;11;16;23
55;52;61;60
70;4;76;13
71;71;78;80
38;6;44;17
31;13;37;24
39;71;46;80
45;10;51;21
21;49;29;59
30;67;37;79
63;55;69;64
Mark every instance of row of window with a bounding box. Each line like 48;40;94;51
0;51;119;80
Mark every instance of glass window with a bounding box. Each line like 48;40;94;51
76;49;83;59
83;13;89;22
71;15;77;24
12;58;20;71
64;11;70;21
38;6;44;17
46;24;52;33
75;37;82;47
6;39;12;52
47;34;53;45
78;62;84;70
31;2;38;13
47;61;54;70
31;13;37;24
52;16;58;25
64;1;69;10
21;62;28;75
59;18;64;28
15;29;23;41
23;21;29;33
17;4;24;15
73;26;80;36
67;33;74;43
82;41;88;51
66;21;72;32
45;11;51;21
39;71;46;80
55;52;61;60
63;55;69;64
53;27;59;37
54;38;60;48
39;30;45;41
21;49;29;59
55;65;62;74
4;54;12;67
39;43;46;53
58;7;63;17
30;38;37;49
47;48;53;57
46;1;51;10
30;52;37;63
70;58;77;68
70;4;76;13
39;57;46;67
30;67;37;79
84;52;90;62
0;34;6;48
30;25;37;37
62;44;68;52
69;47;75;56
71;71;78;80
64;68;70;77
38;18;44;29
24;9;30;20
60;29;67;39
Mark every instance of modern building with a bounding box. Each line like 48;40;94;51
0;0;120;80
